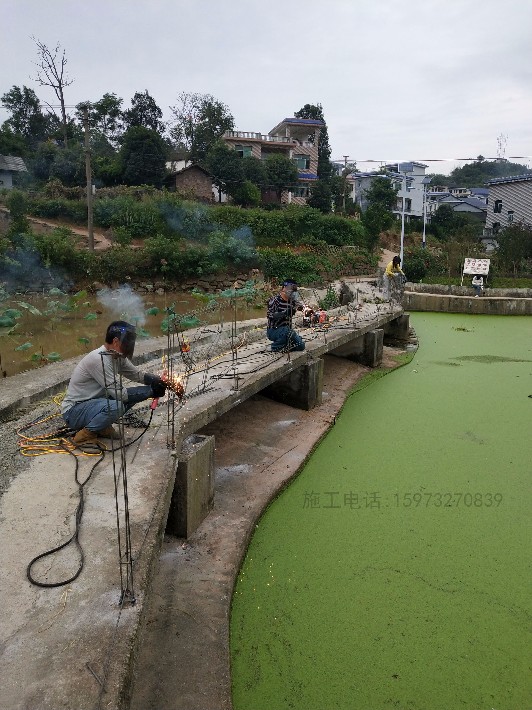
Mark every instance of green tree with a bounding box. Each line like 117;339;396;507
429;204;456;238
427;173;449;186
29;141;59;182
49;143;85;186
119;126;167;187
307;179;332;213
0;124;27;156
265;154;298;202
294;103;332;180
361;176;397;247
1;85;49;152
241;156;268;190
496;223;532;275
205;139;244;201
76;93;124;146
428;204;482;241
448;160;531;188
123;90;165;134
169;92;234;162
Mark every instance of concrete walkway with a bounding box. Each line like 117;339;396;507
0;278;405;710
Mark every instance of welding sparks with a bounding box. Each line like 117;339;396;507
161;371;185;398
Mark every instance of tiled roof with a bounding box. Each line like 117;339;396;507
487;174;532;185
0;155;27;172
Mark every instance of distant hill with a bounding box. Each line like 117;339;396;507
446;160;531;188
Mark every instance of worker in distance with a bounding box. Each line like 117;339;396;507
266;279;306;352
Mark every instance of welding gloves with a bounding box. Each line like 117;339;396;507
144;373;167;398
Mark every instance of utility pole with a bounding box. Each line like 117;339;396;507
82;104;94;251
342;155;349;212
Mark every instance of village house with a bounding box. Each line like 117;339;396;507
484;174;532;235
0;155;27;189
166;164;214;203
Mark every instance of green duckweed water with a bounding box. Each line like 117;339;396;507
231;313;532;710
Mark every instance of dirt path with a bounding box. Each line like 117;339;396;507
0;207;112;250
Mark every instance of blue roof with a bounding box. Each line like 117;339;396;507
282;118;324;126
298;172;318;180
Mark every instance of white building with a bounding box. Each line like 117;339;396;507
385;161;429;221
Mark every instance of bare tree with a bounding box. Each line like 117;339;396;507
31;37;73;147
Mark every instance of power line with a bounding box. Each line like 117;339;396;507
332;156;532;164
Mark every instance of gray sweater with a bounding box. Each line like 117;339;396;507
61;345;145;415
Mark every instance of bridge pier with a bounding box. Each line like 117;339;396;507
383;313;410;341
263;358;324;410
330;328;384;367
166;434;215;538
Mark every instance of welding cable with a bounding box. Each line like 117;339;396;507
26;443;106;588
25;403;160;588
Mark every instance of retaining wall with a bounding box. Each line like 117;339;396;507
403;291;532;315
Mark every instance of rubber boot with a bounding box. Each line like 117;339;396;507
97;426;120;439
73;427;99;445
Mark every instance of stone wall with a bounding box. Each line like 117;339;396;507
132;272;264;295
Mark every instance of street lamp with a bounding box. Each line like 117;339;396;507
398;171;415;268
420;176;432;249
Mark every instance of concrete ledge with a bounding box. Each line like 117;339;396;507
403;292;532;315
0;319;265;421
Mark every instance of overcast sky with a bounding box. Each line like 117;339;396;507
2;0;531;175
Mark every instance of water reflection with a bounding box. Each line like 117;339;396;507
0;291;263;379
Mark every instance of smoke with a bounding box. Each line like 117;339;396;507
96;284;146;326
1;247;73;293
231;225;254;245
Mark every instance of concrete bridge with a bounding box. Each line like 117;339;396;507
0;303;410;710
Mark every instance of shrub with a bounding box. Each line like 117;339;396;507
111;226;133;246
206;230;257;272
257;248;323;285
404;246;445;282
98;246;146;282
231;181;261;208
33;227;79;268
318;286;340;310
142;236;210;278
30;197;87;222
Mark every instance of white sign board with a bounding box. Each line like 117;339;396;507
463;258;490;275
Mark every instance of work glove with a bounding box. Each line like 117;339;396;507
151;380;167;398
144;372;167;397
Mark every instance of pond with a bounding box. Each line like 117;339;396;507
230;312;532;710
0;288;264;378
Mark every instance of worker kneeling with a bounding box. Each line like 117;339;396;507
266;279;306;353
61;320;167;446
